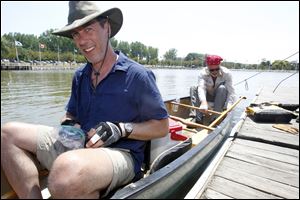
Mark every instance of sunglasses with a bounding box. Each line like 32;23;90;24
209;68;220;72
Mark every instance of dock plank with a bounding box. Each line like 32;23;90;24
233;139;299;157
220;157;298;187
205;176;281;199
228;141;298;165
202;188;233;199
226;148;298;174
214;166;298;199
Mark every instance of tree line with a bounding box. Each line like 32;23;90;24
1;30;298;70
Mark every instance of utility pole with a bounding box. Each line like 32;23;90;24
57;45;60;63
39;44;41;62
15;43;19;62
73;48;77;63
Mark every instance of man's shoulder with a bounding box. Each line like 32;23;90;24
125;59;152;75
199;67;209;76
72;63;89;78
117;51;146;71
116;51;154;79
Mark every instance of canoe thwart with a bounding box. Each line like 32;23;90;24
170;101;222;115
169;115;215;131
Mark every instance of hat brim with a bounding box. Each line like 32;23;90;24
52;8;123;39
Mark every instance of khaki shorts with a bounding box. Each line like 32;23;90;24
36;125;135;197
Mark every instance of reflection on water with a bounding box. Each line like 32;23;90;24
1;69;299;127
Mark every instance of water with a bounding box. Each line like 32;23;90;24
1;68;299;127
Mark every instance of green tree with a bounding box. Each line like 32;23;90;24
1;37;11;57
147;46;158;63
130;41;147;61
110;38;118;49
164;48;177;60
272;60;289;70
117;41;130;56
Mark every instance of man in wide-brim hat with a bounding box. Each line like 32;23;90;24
51;1;169;198
1;1;169;199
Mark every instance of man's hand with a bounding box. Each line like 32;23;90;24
86;122;123;148
199;101;208;112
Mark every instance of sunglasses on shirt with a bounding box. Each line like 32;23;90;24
209;68;220;72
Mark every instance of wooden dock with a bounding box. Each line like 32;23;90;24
1;62;82;70
185;84;299;199
1;62;32;70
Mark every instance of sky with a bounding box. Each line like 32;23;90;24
1;1;299;64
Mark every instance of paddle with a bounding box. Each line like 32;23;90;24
169;115;215;131
208;96;247;128
170;101;222;115
192;96;247;146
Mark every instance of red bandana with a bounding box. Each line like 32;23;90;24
206;55;223;65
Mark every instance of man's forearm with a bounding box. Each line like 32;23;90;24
128;118;169;141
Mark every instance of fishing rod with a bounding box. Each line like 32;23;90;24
273;71;298;93
234;71;262;90
272;51;299;93
234;72;262;86
281;51;299;61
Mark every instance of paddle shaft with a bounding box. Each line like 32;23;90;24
209;96;247;128
170;101;222;115
169;115;215;131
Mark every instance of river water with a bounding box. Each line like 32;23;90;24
1;68;299;127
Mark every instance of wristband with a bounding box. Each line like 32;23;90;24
61;119;79;126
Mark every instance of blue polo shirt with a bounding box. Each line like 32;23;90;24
65;51;168;175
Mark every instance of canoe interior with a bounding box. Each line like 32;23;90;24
1;96;232;199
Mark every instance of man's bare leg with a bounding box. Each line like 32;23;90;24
48;148;114;198
1;122;43;198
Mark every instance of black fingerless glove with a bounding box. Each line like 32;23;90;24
92;122;124;147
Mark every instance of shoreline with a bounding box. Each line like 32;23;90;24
1;62;298;73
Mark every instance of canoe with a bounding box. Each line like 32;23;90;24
1;96;245;199
109;95;246;199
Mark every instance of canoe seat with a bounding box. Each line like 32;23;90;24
148;138;192;174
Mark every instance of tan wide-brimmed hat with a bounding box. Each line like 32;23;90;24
52;1;123;38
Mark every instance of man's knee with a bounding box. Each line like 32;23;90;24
216;85;227;94
1;122;18;144
1;122;39;153
48;152;86;197
215;85;228;99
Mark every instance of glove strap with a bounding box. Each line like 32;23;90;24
116;123;126;137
